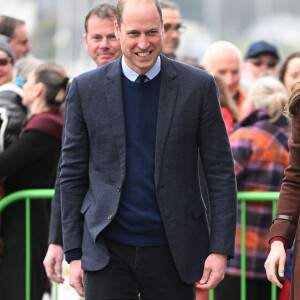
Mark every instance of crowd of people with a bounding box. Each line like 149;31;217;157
0;0;299;299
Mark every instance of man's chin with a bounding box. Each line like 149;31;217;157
96;55;116;66
97;59;111;66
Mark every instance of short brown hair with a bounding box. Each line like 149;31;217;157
84;3;117;33
0;15;25;39
116;0;162;28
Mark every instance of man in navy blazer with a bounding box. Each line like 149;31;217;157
60;0;237;299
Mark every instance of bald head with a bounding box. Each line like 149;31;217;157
203;41;242;96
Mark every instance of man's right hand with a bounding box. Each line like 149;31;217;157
264;241;286;288
70;259;85;297
43;244;64;283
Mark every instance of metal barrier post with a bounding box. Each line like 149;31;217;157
0;190;281;300
207;191;279;300
55;281;59;300
25;197;31;300
271;199;278;300
0;189;54;300
240;199;246;300
237;192;279;300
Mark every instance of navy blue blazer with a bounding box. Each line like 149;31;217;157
60;55;237;284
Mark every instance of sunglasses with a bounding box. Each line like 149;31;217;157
247;57;278;68
0;57;12;66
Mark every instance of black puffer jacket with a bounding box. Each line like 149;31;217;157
0;84;27;151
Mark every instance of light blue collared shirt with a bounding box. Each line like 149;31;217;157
121;55;161;82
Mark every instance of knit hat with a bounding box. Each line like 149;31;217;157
0;34;15;64
245;40;279;60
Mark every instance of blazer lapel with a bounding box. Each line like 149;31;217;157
155;55;178;188
104;58;126;180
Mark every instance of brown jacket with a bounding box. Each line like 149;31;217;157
269;111;300;300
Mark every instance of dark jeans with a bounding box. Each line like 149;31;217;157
84;239;195;300
214;274;272;300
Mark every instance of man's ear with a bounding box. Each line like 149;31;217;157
114;20;120;39
83;33;88;50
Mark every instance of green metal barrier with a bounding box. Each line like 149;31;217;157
0;190;281;300
209;191;279;300
0;189;55;300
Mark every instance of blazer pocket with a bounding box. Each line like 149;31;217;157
191;202;206;219
80;197;92;214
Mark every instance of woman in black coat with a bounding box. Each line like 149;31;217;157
0;63;68;300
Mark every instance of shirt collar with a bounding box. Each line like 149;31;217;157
121;55;161;82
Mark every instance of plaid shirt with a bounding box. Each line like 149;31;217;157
227;108;290;279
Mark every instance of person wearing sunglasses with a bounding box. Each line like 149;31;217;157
0;34;27;152
161;1;184;59
243;40;280;82
0;34;28;259
0;35;14;87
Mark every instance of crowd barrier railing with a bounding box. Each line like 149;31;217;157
0;189;55;300
0;190;280;300
209;191;279;300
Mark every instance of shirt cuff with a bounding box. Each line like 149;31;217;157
270;237;288;250
65;248;82;263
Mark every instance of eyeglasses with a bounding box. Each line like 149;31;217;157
163;23;185;34
247;57;278;68
0;57;12;66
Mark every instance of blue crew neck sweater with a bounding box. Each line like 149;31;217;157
103;73;168;246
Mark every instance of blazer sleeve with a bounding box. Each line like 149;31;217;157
59;78;90;253
48;163;63;245
270;112;300;247
198;75;237;258
48;115;66;246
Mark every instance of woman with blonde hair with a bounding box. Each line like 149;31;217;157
215;76;290;300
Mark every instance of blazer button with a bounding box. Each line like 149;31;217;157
108;214;113;220
117;186;121;192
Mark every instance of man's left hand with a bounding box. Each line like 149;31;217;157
196;253;227;290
